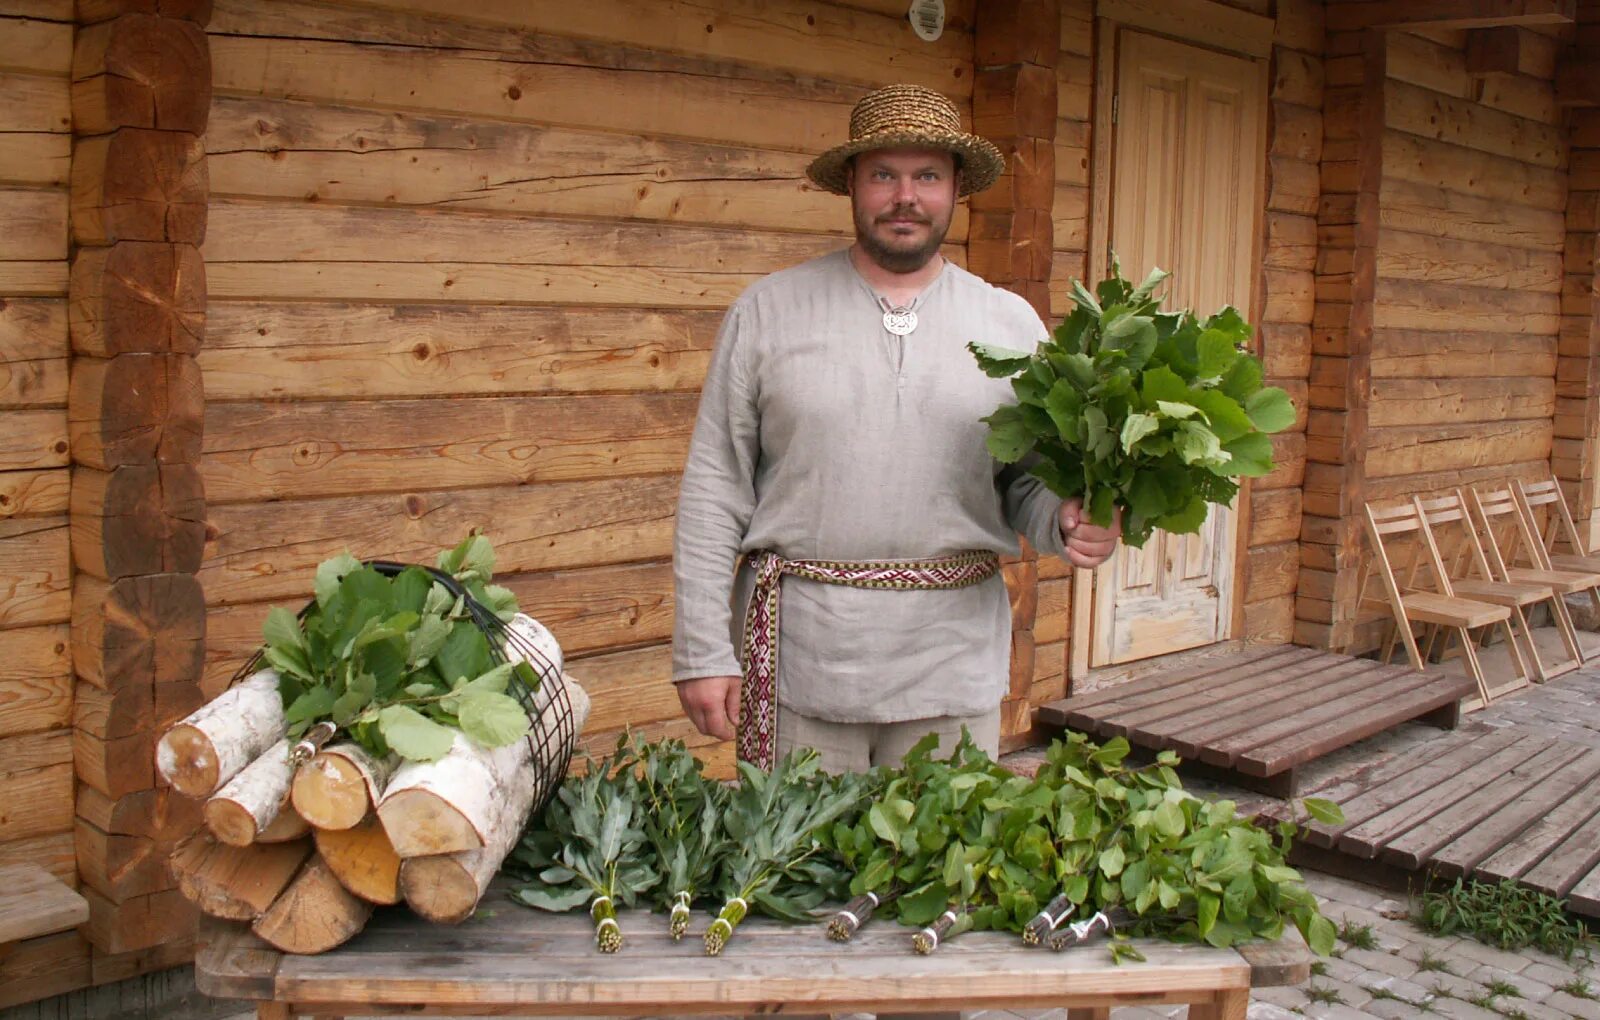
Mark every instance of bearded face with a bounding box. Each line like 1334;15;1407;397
847;148;959;274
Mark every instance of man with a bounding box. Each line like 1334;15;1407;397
671;84;1121;775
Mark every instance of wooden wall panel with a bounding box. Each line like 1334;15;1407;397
1560;102;1600;548
0;13;74;997
197;0;981;780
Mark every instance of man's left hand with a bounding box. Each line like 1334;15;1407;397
1058;497;1121;569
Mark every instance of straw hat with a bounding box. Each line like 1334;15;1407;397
806;84;1005;198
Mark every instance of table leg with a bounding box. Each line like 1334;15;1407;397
1065;1009;1109;1020
1188;987;1248;1019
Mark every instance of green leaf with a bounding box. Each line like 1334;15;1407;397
1176;420;1227;467
1219;432;1276;478
982;405;1035;463
1152;800;1186;839
314;552;363;609
515;884;595;912
1304;912;1338;956
1098;845;1126;879
1130;266;1170;304
1245;386;1296;434
1154;400;1200;420
378;704;456;761
435;623;494;686
262;607;305;654
408;614;451;667
1302;798;1345;826
896;883;949;927
968;341;1035;378
1197;891;1220;937
456;690;531;748
285;685;337;726
1196;330;1239;379
1120;412;1160;454
1219;353;1263;402
1101;313;1158;370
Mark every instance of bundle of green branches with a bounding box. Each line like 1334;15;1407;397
261;534;534;762
626;735;730;939
969;259;1296;548
510;739;658;952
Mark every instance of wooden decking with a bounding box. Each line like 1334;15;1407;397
1255;726;1600;920
1035;645;1474;797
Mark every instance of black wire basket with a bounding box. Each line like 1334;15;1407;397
225;558;577;819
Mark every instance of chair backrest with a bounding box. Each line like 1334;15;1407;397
1361;499;1441;603
1415;492;1495;585
1465;483;1549;572
1514;476;1589;559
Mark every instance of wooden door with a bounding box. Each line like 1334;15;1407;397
1089;29;1265;666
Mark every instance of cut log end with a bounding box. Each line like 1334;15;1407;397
251;855;373;955
398;854;480;925
291;753;372;831
157;724;218;797
255;803;310;843
169;832;312;922
202;796;259;847
376;787;485;858
314;812;401;905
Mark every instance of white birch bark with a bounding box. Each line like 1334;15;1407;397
156;670;285;797
204;738;296;846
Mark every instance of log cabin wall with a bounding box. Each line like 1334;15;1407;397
193;0;980;781
1299;11;1573;653
0;0;78;1006
1562;4;1600;552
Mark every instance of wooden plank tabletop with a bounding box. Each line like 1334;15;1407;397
196;886;1309;1015
0;862;88;945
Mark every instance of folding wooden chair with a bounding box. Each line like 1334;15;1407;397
1464;483;1597;670
1357;499;1517;708
1414;492;1578;682
1512;476;1600;618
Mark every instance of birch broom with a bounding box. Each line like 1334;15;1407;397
624;735;729;939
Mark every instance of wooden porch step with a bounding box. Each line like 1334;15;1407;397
1036;644;1474;797
0;863;88;945
1256;725;1600;921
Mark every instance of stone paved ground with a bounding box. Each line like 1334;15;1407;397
215;658;1600;1020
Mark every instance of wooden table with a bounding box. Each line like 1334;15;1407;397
196;893;1310;1020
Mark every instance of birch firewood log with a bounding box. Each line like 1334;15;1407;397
397;677;591;923
378;674;590;858
156;669;285;797
291;742;396;831
313;811;402;905
255;800;310;843
169;831;312;921
204;739;297;846
251;853;374;954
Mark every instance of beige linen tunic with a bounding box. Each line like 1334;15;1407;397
671;249;1068;723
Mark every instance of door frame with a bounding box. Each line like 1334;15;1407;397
1067;14;1272;683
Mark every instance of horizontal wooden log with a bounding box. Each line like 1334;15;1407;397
1262;268;1315;324
316;0;969;94
1275;0;1325;54
1370;376;1555;426
0;260;67;296
1370;328;1556;377
1384;130;1566;211
1272;48;1324;108
1378;176;1565;252
0;185;67;260
69;242;205;355
74;816;174;903
199;474;677;607
0;931;90;1011
70;128;207;245
74;680;202;745
74;726;156;800
0;625;70;739
0;756;71;843
203;99;857;239
1032;576;1070;646
68;353;203;469
1260;323;1312;379
1250;487;1303;547
0;132;70;187
0;409;67;471
1376;227;1563;291
1386;78;1564;168
1326;0;1576;31
0;469;70;518
80;886;195;955
1242;595;1296;643
69;463;206;580
0;70;70;134
72;572;204;691
1265;212;1318;271
209;35;861;157
71;13;211;135
1246;541;1299;602
203;392;694;504
575;643;675;737
203;198;847;277
1097;0;1272;56
76;786;201;854
1373;277;1561;333
1270;100;1322;163
1267;156;1320;215
0;515;69;628
1389;29;1562;126
77;0;213;23
1259;431;1307;491
201;302;717;401
1361;420;1552;478
0;12;72;75
0;298;68;412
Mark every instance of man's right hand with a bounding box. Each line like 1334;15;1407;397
677;674;742;741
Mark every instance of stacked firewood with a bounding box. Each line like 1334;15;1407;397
156;656;589;954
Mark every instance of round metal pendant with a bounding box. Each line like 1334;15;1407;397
883;307;918;336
